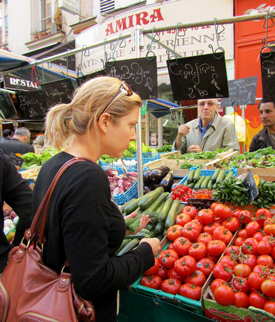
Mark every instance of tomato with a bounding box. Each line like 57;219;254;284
257;255;274;268
255;208;272;228
173;237;192;256
245;221;261;237
264;301;275;316
257;240;272;255
248;291;267;309
262;235;275;248
156;265;167;280
174;255;197;277
222;217;240;233
272;246;275;260
240;254;257;269
196;258;215;277
238;229;248;239
197;209;215;225
261;279;275;297
179;283;201;301
233;276;250;293
158;249;179;268
167;267;184;282
213;204;232;220
141;275;162;289
204;222;221;235
175;213;191;226
190;220;204;233
242;238;258;256
253;264;270;278
210;278;226;293
234;237;244;247
220;255;236;268
188;242;207;260
168;242;175;250
225;245;240;257
207;240;226;257
167;225;183;241
264;218;275;226
182;206;197;219
181;222;200;241
214;285;235;306
253;232;265;242
238;210;252;225
197;232;213;246
232;208;243;220
233;292;249;308
161;278;181;295
213;226;233;245
144;257;160;276
264;224;275;236
233;264;251;278
248;272;265;290
213;262;232;281
184;270;206;287
210;202;220;212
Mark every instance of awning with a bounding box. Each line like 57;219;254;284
145;98;180;118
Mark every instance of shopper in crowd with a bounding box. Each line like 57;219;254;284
0;127;34;156
32;76;161;322
0;149;33;273
33;134;45;154
1;129;13;141
173;98;240;153
249;99;275;152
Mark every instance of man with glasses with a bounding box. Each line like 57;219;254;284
173;98;240;154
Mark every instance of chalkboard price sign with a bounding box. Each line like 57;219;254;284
105;57;158;100
16;90;47;120
261;52;275;101
77;70;106;86
220;76;258;108
243;170;259;204
0;91;18;119
167;53;229;101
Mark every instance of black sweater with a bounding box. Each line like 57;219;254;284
32;152;154;322
0;150;32;270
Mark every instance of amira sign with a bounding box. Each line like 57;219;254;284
75;0;234;75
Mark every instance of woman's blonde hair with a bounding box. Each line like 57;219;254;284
45;76;142;150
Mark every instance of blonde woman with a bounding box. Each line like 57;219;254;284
32;77;161;322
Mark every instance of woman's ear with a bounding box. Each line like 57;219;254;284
97;112;112;134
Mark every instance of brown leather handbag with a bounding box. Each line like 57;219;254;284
0;158;95;322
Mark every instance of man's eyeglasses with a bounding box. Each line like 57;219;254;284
97;81;133;121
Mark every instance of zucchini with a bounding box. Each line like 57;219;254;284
194;175;205;190
211;168;221;182
138;186;164;210
117;238;139;255
188;182;195;189
187;169;195;183
146;222;155;231
225;170;234;180
193;168;201;182
123;198;139;215
124;233;149;239
139;228;151;235
165;199;181;228
116;239;130;254
125;212;142;229
207;179;214;190
200;176;211;189
154;222;165;235
157;197;173;222
216;169;226;184
143;192;169;214
156;202;165;214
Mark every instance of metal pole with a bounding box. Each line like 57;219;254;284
135;26;144;198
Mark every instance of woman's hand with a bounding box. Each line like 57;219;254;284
140;237;161;256
125;213;151;235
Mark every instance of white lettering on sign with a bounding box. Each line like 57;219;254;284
9;77;39;89
245;3;275;14
58;0;79;15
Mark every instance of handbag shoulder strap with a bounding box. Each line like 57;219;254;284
25;157;94;245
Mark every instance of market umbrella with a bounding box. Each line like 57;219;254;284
145;98;180;118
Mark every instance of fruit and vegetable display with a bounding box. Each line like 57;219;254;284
3;210;19;242
168;148;229;160
143;166;174;193
21;148;58;169
106;169;137;196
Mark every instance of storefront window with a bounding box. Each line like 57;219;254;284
162;112;183;145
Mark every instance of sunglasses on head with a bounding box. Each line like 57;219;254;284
97;81;133;121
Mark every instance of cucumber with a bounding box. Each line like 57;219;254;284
225;170;234;180
124;197;144;215
138;187;164;210
188;182;195;189
116;239;130;254
193;168;201;182
143;192;169;215
165;199;181;228
187;169;195;183
117;238;139;255
154;222;165;235
157;197;173;222
200;176;211;189
216;169;226;184
156;202;165;214
139;228;151;235
207;179;214;190
120;198;137;214
194;175;205;190
211;168;221;182
124;212;142;228
146;222;155;231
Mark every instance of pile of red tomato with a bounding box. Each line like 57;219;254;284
170;184;212;202
141;203;238;301
211;207;275;316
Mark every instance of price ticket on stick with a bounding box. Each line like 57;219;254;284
238;170;259;204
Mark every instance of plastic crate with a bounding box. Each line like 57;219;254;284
98;160;137;175
113;180;138;205
131;243;204;315
124;152;160;164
